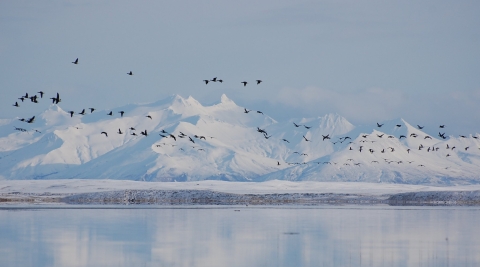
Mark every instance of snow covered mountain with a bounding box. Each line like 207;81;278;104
1;94;479;185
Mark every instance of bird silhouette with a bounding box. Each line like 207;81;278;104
211;77;217;82
189;137;195;143
89;108;95;113
241;81;247;86
277;161;280;166
140;130;148;136
396;124;402;127
169;134;176;141
50;93;61;104
26;116;35;123
399;135;406;139
119;111;124;117
101;131;108;137
303;135;310;142
440;125;445;128
13;102;19;107
117;129;123;134
129;127;136;130
282;139;290;143
107;111;113;116
293;122;301;127
72;58;78;64
218;79;223;83
256;80;262;85
78;109;85;115
18;97;25;102
244;108;251;113
131;133;137;136
377;123;383;127
417;125;424;129
146;115;152;119
304;125;311;129
127;71;133;75
203;80;209;84
322;134;330;141
257;111;264;114
38;91;44;98
68;111;74;117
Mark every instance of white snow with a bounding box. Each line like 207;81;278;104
1;94;480;185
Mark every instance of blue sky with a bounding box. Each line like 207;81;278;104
1;0;479;134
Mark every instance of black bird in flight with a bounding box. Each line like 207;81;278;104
79;109;86;115
257;111;264;114
439;125;445;128
68;111;74;117
396;124;402;127
89;108;95;113
189;137;195;143
256;80;262;85
211;77;217;82
127;71;133;76
377;123;383;127
241;81;248;86
117;129;123;134
50;93;61;104
72;58;78;64
18;97;25;102
101;131;108;137
304;125;311;129
302;135;310;142
119;111;125;117
38;91;44;98
417;125;424;129
203;80;209;84
218;79;223;83
130;127;136;131
169;134;176;141
107;111;113;116
244;108;251;113
13;102;19;107
140;130;148;136
322;134;330;141
26;116;35;123
282;139;290;143
293;122;301;127
23;93;29;98
146;115;152;119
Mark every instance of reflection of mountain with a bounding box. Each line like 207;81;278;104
1;94;480;185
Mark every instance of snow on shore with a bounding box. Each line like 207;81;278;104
1;180;480;205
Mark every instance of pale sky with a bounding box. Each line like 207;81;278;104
1;0;479;135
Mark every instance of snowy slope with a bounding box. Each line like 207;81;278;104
1;94;479;185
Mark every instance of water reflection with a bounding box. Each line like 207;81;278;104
0;206;479;267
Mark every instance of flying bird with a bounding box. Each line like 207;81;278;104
377;123;383;127
68;111;74;117
13;102;19;107
244;108;251;113
37;91;44;98
256;80;262;85
257;111;264;115
203;80;209;84
119;111;125;117
439;125;445;128
129;127;136;131
293;122;301;127
18;97;25;102
169;134;176;141
107;111;113;116
241;81;247;86
304;125;311;129
189;137;195;143
127;71;133;75
417;125;424;129
89;108;95;113
322;134;330;141
211;77;217;82
282;139;290;143
146;115;152;119
140;130;148;136
117;129;123;134
218;79;223;83
72;58;78;64
101;132;108;137
26;116;35;123
303;135;310;142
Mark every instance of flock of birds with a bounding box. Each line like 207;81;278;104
8;57;480;173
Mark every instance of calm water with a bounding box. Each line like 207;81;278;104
0;205;479;267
